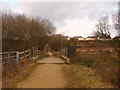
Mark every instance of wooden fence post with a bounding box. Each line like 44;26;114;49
24;50;26;58
8;53;10;62
16;51;19;64
29;49;31;58
66;47;68;58
33;47;34;57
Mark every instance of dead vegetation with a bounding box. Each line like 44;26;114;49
67;40;119;87
2;51;48;88
63;64;116;88
2;58;34;88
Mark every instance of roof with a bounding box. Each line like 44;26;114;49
113;36;120;39
86;36;96;38
74;36;83;38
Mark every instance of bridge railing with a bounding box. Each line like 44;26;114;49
60;47;70;63
1;47;39;80
0;47;39;64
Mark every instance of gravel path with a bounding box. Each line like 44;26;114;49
37;57;66;64
17;57;67;88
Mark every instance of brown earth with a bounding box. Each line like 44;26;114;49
17;57;67;88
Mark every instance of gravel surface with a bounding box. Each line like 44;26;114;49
17;57;67;88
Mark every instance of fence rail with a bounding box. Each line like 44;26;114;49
0;47;38;64
60;47;70;63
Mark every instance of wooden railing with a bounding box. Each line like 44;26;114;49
0;47;39;64
60;47;70;63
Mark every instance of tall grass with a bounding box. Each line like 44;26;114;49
70;52;119;87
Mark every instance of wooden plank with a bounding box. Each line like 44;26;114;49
20;56;24;60
0;52;16;54
19;51;24;55
25;50;29;53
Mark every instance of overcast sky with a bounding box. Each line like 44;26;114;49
2;0;118;37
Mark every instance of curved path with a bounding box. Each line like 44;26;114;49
17;56;67;88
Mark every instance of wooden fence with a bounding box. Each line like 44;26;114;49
0;47;39;64
60;47;70;63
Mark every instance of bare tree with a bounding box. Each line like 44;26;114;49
94;16;111;39
2;12;56;51
94;14;120;57
48;34;67;51
112;13;120;57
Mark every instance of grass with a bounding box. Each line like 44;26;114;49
3;52;50;88
14;62;39;88
36;51;49;61
20;63;38;81
52;51;61;58
2;58;33;88
68;53;118;87
38;54;49;59
66;40;119;87
63;64;115;88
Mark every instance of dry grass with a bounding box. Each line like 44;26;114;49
63;64;116;88
52;51;61;58
2;58;33;88
2;52;49;88
69;51;119;87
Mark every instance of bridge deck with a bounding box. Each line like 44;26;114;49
37;56;66;64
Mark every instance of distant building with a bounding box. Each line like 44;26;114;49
97;37;111;41
74;36;85;41
86;36;97;40
97;34;111;40
64;36;70;40
98;38;110;41
113;36;120;40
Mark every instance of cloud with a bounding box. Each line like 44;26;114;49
56;17;96;37
16;2;117;21
2;2;118;37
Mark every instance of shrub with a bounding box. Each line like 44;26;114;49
52;51;60;57
70;55;81;63
99;50;102;53
95;61;118;86
106;50;110;54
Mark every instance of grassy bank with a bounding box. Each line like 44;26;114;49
52;51;61;58
63;64;116;88
3;51;49;88
14;63;39;88
69;53;118;87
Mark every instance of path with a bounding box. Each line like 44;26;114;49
37;57;66;64
17;56;67;88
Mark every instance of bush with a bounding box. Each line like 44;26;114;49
69;52;118;86
52;51;60;57
95;61;118;86
37;52;49;60
70;55;81;63
99;50;102;53
70;55;93;67
106;50;110;54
